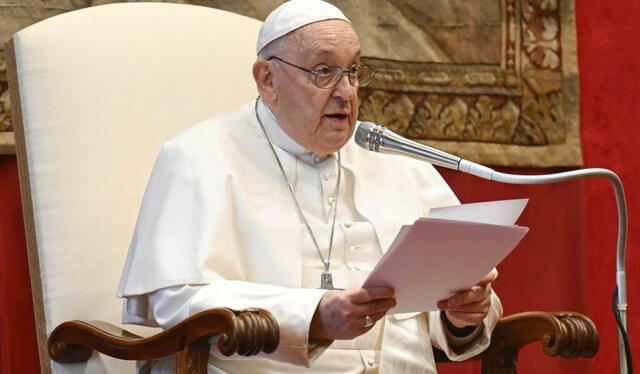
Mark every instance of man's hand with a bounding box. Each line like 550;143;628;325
309;286;396;340
437;269;498;328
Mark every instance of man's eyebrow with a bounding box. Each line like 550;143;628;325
313;48;336;57
313;49;362;59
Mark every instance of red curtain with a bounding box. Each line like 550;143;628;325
0;157;39;373
0;0;638;372
438;0;640;372
572;0;639;371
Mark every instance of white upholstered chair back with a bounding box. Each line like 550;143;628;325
7;3;261;373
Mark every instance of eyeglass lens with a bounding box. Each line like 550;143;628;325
315;65;375;88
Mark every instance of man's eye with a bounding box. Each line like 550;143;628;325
349;65;358;74
316;66;332;75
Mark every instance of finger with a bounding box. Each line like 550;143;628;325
442;284;491;308
350;296;397;320
439;298;491;314
368;311;387;321
351;286;395;303
358;297;397;315
438;298;483;311
348;309;387;333
445;310;487;328
476;268;498;286
359;311;387;331
323;291;395;321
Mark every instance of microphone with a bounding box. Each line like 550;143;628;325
354;121;460;169
354;121;494;178
354;121;631;374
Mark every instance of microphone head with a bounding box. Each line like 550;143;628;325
354;121;462;169
354;121;381;152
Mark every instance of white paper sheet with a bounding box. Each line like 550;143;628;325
427;198;528;225
362;199;529;314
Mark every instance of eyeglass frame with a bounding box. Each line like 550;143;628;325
267;56;377;89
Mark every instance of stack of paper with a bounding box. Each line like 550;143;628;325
363;199;529;314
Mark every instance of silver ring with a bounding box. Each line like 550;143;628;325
364;315;374;328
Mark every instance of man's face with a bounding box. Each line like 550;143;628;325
267;20;361;155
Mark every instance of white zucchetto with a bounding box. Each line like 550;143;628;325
256;0;351;54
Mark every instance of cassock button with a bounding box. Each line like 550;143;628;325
367;359;375;366
344;222;352;228
328;196;335;205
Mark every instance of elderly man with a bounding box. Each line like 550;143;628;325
117;0;502;373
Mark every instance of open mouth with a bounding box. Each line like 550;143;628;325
325;114;347;120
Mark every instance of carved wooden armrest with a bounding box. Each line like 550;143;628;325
48;307;279;373
434;311;598;373
480;311;598;374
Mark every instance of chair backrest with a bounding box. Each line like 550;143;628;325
6;3;261;373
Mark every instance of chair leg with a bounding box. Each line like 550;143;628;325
173;343;210;374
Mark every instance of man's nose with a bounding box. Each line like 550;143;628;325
331;73;356;100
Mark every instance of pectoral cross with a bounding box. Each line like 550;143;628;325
320;270;335;290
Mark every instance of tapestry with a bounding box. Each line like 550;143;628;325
0;0;581;167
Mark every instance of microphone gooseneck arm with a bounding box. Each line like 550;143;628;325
355;121;630;374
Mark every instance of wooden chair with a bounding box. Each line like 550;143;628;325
5;3;598;373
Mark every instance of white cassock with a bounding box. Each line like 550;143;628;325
117;99;502;373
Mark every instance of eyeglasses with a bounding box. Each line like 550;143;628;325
269;56;377;89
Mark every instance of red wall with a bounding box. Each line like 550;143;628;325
0;0;638;372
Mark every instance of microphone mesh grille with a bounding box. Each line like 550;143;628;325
354;121;376;150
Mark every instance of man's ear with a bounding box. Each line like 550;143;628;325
253;60;277;105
